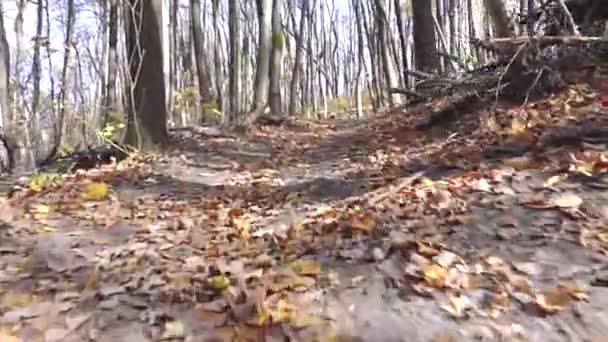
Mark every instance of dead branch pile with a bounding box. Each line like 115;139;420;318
395;0;608;128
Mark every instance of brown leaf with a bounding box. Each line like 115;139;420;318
194;305;228;327
348;212;377;234
417;241;441;258
534;282;588;314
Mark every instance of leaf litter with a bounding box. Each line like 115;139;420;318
1;87;608;340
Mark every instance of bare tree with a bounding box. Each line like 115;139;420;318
228;0;241;121
268;0;283;117
0;1;14;171
252;0;273;113
53;0;76;157
191;0;215;121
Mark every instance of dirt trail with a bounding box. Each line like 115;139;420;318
2;102;608;341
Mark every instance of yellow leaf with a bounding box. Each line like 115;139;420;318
81;182;109;201
206;275;230;291
545;174;566;187
422;264;448;288
290;312;324;328
419;177;434;187
504;156;534;170
510;118;527;134
551;193;583;208
1;291;33;307
246;307;270;326
0;327;20;342
285;192;300;202
289;259;322;276
267;299;293;323
35;204;51;214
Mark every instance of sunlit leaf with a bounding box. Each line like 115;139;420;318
440;292;472;318
422;264;448;288
81;182;109;201
207;275;230;291
289;259;322;276
551;193;583;208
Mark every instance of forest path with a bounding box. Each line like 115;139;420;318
2;91;608;341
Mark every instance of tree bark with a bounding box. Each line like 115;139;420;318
124;0;168;149
191;0;215;121
268;0;283;117
412;0;439;73
252;0;273;113
0;2;14;172
288;0;307;116
228;0;241;121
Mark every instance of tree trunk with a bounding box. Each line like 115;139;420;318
124;0;168;149
483;0;516;38
269;0;283;117
54;0;76;157
191;0;215;121
288;0;307;116
374;0;399;106
0;2;14;172
228;0;241;121
105;0;119;126
393;0;409;87
252;0;273;112
412;0;439;73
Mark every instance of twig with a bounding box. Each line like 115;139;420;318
555;0;581;36
521;67;546;107
493;42;528;108
388;88;427;99
486;35;606;46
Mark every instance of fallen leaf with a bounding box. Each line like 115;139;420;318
162;320;185;339
535;291;571;313
471;178;492;192
504;156;534;170
434;251;459;268
419;177;434;187
534;282;588;314
441;292;472;318
422;264;448;288
348;212;377;234
551;193;583;208
81;182;109;201
207;275;231;292
35;204;51;214
417;241;441;258
194;305;227;327
545;174;566;187
289;259;322;276
0;327;19;342
290;312;324;328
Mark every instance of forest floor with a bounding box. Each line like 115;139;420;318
2;85;608;341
